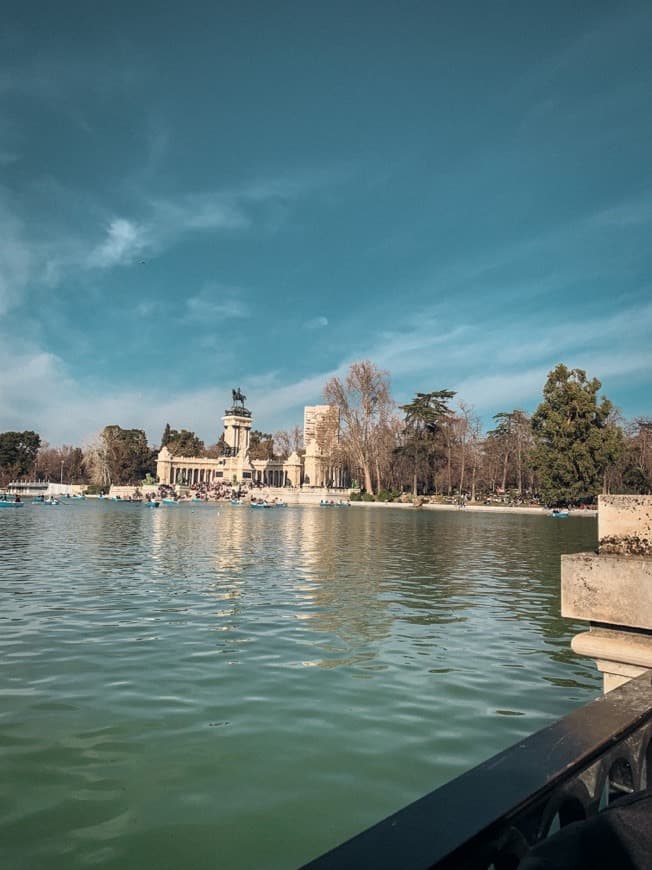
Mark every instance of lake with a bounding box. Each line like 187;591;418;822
0;501;600;869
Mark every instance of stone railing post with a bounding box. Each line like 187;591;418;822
561;495;652;693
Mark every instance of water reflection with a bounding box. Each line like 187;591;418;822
0;502;601;870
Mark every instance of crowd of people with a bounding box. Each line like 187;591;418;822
154;480;266;503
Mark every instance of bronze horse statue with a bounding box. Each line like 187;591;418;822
232;387;246;406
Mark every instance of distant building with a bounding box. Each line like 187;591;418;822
156;393;347;489
303;405;345;487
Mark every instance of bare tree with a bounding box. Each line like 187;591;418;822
274;425;304;459
324;360;393;494
83;435;111;488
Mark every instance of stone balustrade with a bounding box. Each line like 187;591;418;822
562;495;652;693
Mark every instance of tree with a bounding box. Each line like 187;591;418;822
0;430;41;483
160;423;172;448
531;364;624;505
623;418;652;493
274;426;304;459
324;361;393;494
98;426;155;485
399;391;456;496
453;402;482;499
249;430;275;460
486;410;532;494
35;444;88;483
165;429;204;457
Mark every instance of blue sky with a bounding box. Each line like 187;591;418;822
1;1;651;446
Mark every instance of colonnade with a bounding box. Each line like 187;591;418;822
166;463;293;487
254;468;289;487
172;466;224;485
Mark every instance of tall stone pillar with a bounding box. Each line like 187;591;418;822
561;495;652;693
222;407;255;484
285;451;302;488
156;445;172;484
223;412;252;457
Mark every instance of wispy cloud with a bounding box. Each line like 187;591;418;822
304;315;329;330
183;282;250;323
184;295;249;322
0;162;345;317
87;218;148;268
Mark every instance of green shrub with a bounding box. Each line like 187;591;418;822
376;489;398;502
349;491;362;501
84;484;104;495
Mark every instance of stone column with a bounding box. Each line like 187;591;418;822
561;495;652;693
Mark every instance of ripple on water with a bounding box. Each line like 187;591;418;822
0;503;600;869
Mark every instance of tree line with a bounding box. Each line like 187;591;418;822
0;361;650;504
319;361;649;505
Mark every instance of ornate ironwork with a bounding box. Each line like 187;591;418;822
302;671;652;869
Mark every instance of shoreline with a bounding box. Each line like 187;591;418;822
349;501;598;517
98;484;598;517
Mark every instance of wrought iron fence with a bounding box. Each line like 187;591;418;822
302;671;652;869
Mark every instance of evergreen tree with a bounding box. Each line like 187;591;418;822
0;430;41;483
160;423;172;448
399;391;456;496
100;426;155;484
531;364;624;505
165;429;204;457
249;431;275;460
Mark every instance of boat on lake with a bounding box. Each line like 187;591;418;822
162;498;178;505
550;509;569;518
0;495;24;508
251;499;288;509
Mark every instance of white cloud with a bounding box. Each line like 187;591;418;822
0;335;230;445
0;162;350;317
87;218;148;268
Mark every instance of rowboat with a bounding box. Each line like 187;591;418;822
0;497;24;508
162;498;179;505
550;509;569;518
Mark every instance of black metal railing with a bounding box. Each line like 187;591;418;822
302;671;651;870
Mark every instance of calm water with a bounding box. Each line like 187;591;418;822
1;502;599;869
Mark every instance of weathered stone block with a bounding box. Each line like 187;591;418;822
561;552;652;631
598;494;652;555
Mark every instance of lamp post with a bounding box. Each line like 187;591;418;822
60;460;64;485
